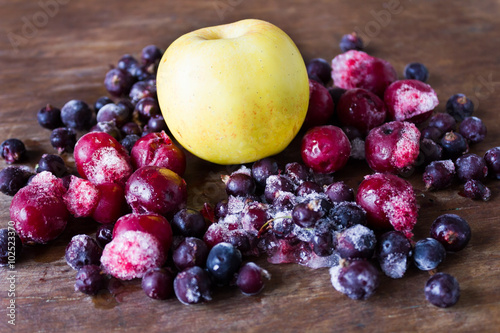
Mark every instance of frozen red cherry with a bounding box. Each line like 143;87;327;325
301;125;351;174
113;213;173;255
336;88;387;135
74;132;133;186
130;131;186;176
100;230;166;280
384;79;439;124
356;173;418;238
365;121;421;173
331;50;397;97
63;176;100;218
125;166;187;217
302;79;335;129
91;182;127;224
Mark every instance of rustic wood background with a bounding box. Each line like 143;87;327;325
0;0;499;332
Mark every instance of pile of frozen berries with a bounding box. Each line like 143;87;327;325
0;33;498;309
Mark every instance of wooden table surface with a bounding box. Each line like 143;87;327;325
1;0;500;332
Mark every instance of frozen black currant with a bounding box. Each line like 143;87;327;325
0;228;23;266
330;260;380;300
141;267;175;300
241;203;269;231
172;208;207;238
206;242;242;285
404;62;429;82
339;32;364;52
236;262;271;295
95;224;114;248
172;237;209;271
413;238;446;271
484;147;500;179
440;132;468;160
37;104;63;129
425;273;460;308
96;103;132;127
428;113;456;133
296;181;322;196
265;175;294;203
141;45;162;66
455;153;488;182
214;200;229;220
36;154;68;177
104;68;134;98
75;265;107;295
292;201;321;228
306;58;332;86
324;181;354;203
1;138;26;164
60;100;93;130
430;214;471;252
376;231;412;279
147;115;168;133
446;93;474;122
129;80;156;103
174;266;212;305
0;166;33;196
420;126;443;143
94;96;113;113
335;224;376;260
418;138;443;167
50;127;77;154
251;158;279;188
225;172;256;197
463;179;491;201
120;134;141;154
459;116;486;144
284;162;310;185
65;234;102;270
135;97;161;121
91;121;122;140
423;160;455;190
329;201;367;231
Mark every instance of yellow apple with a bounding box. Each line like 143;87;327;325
156;19;309;165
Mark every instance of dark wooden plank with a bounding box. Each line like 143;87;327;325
0;0;499;332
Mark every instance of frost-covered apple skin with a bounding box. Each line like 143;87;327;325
365;121;421;173
74;132;133;186
356;173;418;238
331;50;397;97
384;79;439;124
130;131;186;176
125;166;187;217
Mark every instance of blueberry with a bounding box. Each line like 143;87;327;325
330;260;380;300
423;159;455;191
36;154;68;177
329;201;367;231
236;262;270;295
147;115;168;133
377;231;412;279
95;224;114;248
120;134;140;154
65;234;102;270
120;122;142;137
174;266;212;305
60;100;93;130
459;116;486;144
484;147;500;179
339;32;364;52
171;208;207;238
306;58;332;86
225;173;256;197
141;45;162;66
455;153;488;182
425;273;460;308
37;104;63;129
97;103;132;127
440;132;468;160
418;138;443;168
413;238;446;271
1;138;26;164
292;202;321;228
91;121;122;141
94;96;113;113
335;224;376;260
404;62;429;82
0;166;33;196
296;181;322;196
446;93;474;122
430;214;471;252
428;113;456;133
50;127;77;154
75;265;107;295
172;237;209;271
463;179;491;201
251;158;279;188
141;267;174;300
420;126;443;143
206;242;242;285
324;181;355;203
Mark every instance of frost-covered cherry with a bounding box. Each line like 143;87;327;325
301;125;351;174
113;213;173;255
125;166;187;217
331;50;397;97
356;173;418;238
130;131;186;176
336;88;387;135
384;79;439;124
74;132;133;186
91;183;127;224
365;121;421;173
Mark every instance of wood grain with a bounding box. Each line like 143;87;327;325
0;0;500;332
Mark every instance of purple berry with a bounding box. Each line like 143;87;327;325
459;116;486;144
329;201;367;231
418;138;443;167
306;58;332;86
75;265;107;295
135;97;160;121
335;224;376;260
141;45;162;66
95;224;114;248
251;158;279;188
174;266;212;305
236;262;271;295
141;267;175;300
413;238;446;271
330;260;380;300
94;96;113;113
225;173;256;197
50;127;77;154
292;201;321;228
104;68;134;97
147;115;168;133
37;104;63;129
430;214;471;252
120;134;141;154
206;242;242;285
463;179;491;201
446;94;474;122
91;121;122;141
484;147;500;179
404;62;429;82
36;154;68;177
60;100;92;130
324;181;354;203
423;160;455;190
0;166;33;196
296;181;322;196
65;234;102;270
377;231;412;279
264;175;294;203
172;237;209;271
172;208;207;238
425;273;460;308
96;103;132;127
120;122;142;137
428;113;456;133
420;126;443;142
1;138;26;164
440;132;468;160
455;153;488;182
284;162;310;185
339;32;364;52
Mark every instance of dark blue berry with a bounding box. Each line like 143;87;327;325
172;237;209;271
135;97;160;121
95;224;114;249
91;121;122;141
284;162;310;185
404;62;429;82
440;132;468;160
446;94;474;122
264;175;294;203
50;127;77;154
174;266;212;304
141;45;162;66
292;202;321;228
296;181;322;196
236;262;270;295
335;224;376;260
463;179;491;201
329;201;367;231
455;153;488;182
413;238;446;271
37;104;63;129
225;173;256;197
418;138;443;168
97;103;132;127
484;147;500;179
120;134;140;154
423;159;455;190
428;113;456;133
459;116;486;144
251;158;279;188
430;214;471;252
65;234;102;270
172;208;207;238
36;154;68;177
94;96;113;113
1;138;26;164
75;265;107;295
324;181;354;203
331;260;379;300
206;242;242;285
420;126;443;142
0;166;33;196
377;231;412;279
60;100;92;130
147;115;168;133
141;267;174;300
339;32;364;52
306;58;332;86
425;273;460;308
